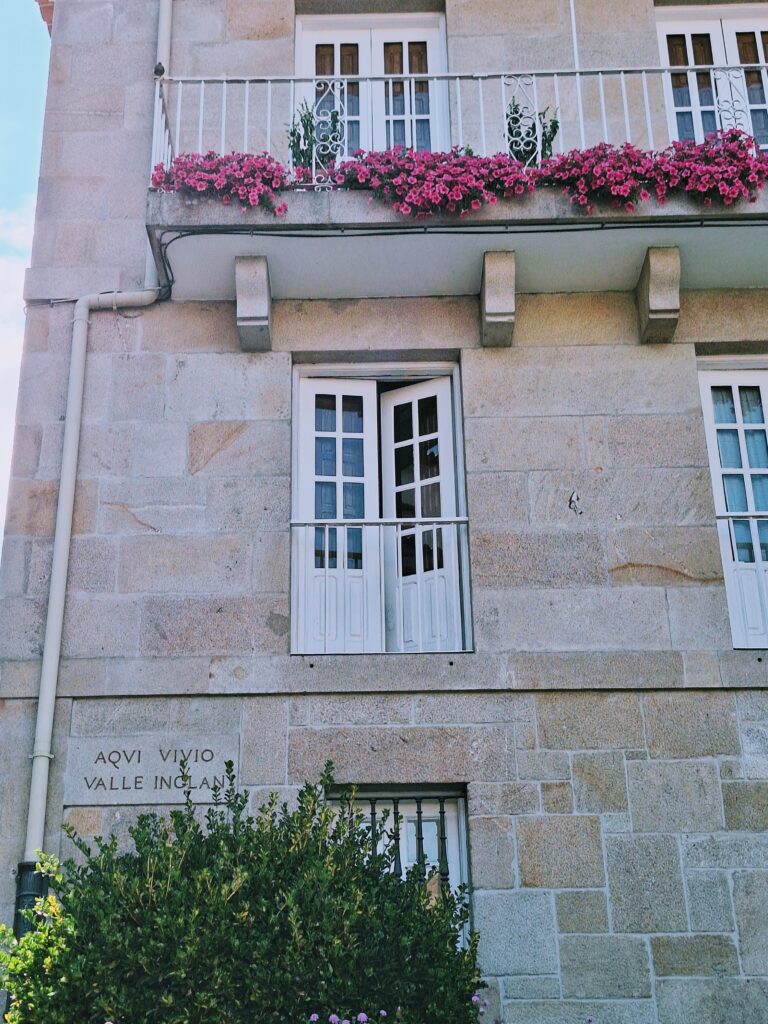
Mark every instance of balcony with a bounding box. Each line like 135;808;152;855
146;65;768;303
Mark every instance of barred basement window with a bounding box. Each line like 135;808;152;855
291;364;472;655
700;369;768;647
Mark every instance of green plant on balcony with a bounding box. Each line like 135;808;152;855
506;99;559;165
289;99;343;177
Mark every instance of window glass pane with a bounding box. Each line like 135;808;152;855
396;489;416;518
315;481;337;519
408;42;429;75
314;526;325;568
420;439;440;479
762;32;768;63
746;430;768;468
406;818;438;865
315;437;336;476
315;44;334;77
415;119;432;151
422;530;435;572
436;526;444;569
758;520;768;561
342;438;364;477
667;34;689;67
740;386;764;423
750;109;768;147
696;71;715;106
384;42;403;74
315;394;336;431
738;32;760;64
734;520;755;562
712;386;737;423
340;43;359;75
717;430;742;468
676;110;696;139
394;403;413;443
421;481;441;517
692;33;714;66
395;445;414;486
702;110;718;135
418;395;438;436
343;482;364;518
724;475;748;512
672;72;692;107
328;527;337;569
753;474;768;511
401;533;416;576
347;527;363;570
342;395;364;433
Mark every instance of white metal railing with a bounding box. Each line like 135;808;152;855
150;64;768;186
290;519;471;654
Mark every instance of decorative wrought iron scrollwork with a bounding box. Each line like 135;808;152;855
713;67;752;133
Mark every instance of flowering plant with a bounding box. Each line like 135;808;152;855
536;129;768;212
151;151;289;215
334;147;534;217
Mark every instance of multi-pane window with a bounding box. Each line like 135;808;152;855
658;12;768;146
291;369;471;655
295;15;447;160
700;371;768;648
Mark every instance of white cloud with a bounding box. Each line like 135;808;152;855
0;196;36;541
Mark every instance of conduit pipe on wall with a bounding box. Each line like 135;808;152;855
21;290;160;872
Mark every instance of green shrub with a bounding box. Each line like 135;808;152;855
0;764;481;1024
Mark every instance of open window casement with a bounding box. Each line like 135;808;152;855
657;8;768;146
292;370;470;655
700;371;768;648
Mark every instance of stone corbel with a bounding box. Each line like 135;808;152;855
236;256;272;351
635;246;681;344
481;251;516;347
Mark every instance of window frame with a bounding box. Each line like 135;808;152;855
289;361;473;656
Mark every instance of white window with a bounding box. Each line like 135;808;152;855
294;14;449;160
700;370;768;648
291;365;471;655
658;6;768;146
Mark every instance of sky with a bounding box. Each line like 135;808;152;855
0;2;50;544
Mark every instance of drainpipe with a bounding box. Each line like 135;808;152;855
15;288;159;936
568;0;581;70
155;0;173;77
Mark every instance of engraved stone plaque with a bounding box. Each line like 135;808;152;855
64;734;240;806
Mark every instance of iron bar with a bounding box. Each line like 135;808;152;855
415;798;425;877
438;798;450;889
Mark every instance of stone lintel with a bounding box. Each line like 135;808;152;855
481;250;516;347
636;246;681;344
235;256;272;351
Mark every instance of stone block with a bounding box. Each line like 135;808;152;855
466;472;528;527
528;468;713;527
686;872;734;932
0;539;29;598
140;301;240;353
651;935;739;977
719;758;744;781
627;761;723;832
132;423;188;478
66;537;118;593
140;597;290;656
165;353;291;422
602;812;632;832
500;976;560;1000
667;587;732;650
723;782;768;831
606;835;687;933
71;698;171;737
516;750;570;781
601;413;709;468
572;751;628;813
644;692;739;758
473;890;557;976
464;416;585;472
504;1001;654;1024
9;425;42;477
206;477;290;531
541;782;573;813
555;889;609;933
4;480;58;536
469;816;515;888
117;536;250;595
471;529;608;588
169;699;243;734
288;726;514;785
608;526;722;585
106;657;211;696
513;291;640;348
635;245;681;343
467;782;539;816
98;477;207;535
251;531;290;594
511;651;684;690
733;872;768;975
0;598;45;659
60;597;140;659
474;588;670;652
684;833;768;869
413;693;530;725
537;693;643;750
240;698;289;786
188;420;290;477
656;978;768;1024
738;692;768;720
683;651;722;688
309;696;412;726
560;935;651;999
742;724;768;779
517;816;604;888
480;250;515;347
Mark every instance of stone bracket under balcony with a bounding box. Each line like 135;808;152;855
145;188;768;306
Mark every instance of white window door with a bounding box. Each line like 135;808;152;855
294;378;383;654
722;21;768;146
700;371;768;648
296;15;448;163
380;377;462;653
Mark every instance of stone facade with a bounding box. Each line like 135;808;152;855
3;2;768;1023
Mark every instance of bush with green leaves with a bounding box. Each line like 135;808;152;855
0;764;482;1024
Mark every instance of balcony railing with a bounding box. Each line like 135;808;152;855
290;519;471;654
151;64;768;186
